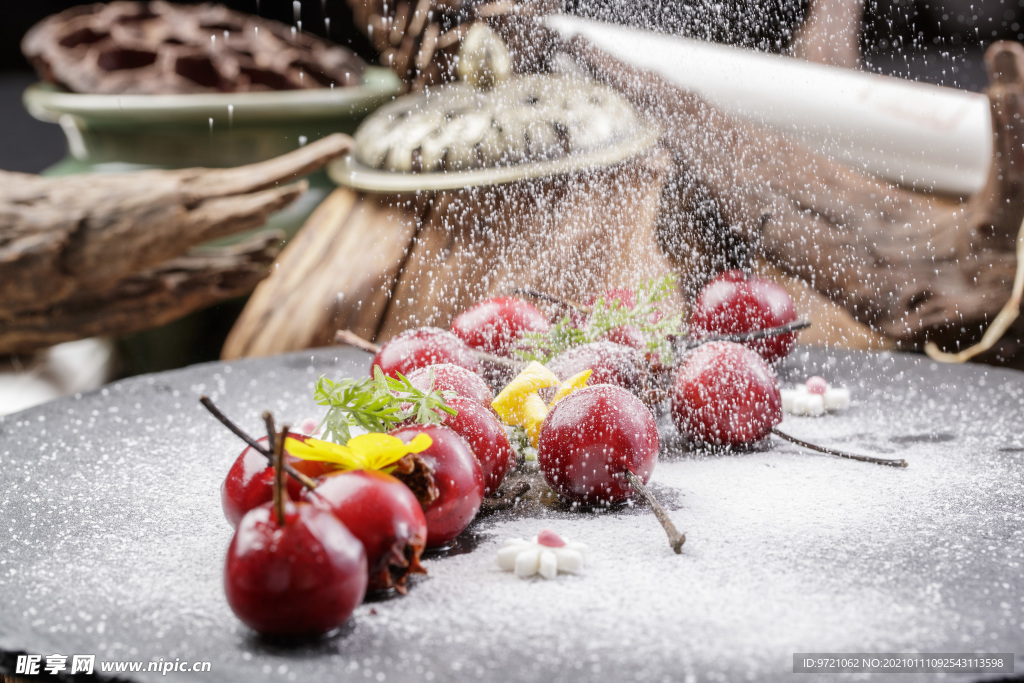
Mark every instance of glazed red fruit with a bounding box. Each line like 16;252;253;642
224;501;368;638
372;327;480;379
546;341;646;400
450;297;550;356
537;384;659;506
690;270;798;363
311;469;427;593
671;341;783;447
440;396;514;497
221;434;333;528
586;287;663;324
405;363;494;408
598;324;646;349
389;424;484;548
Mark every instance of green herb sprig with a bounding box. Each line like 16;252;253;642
314;366;457;444
515;275;683;364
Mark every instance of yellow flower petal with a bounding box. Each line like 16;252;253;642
285;437;356;466
521;393;550;448
492;361;560;424
402;432;434;453
550;369;592;407
348;432;433;471
286;433;433;472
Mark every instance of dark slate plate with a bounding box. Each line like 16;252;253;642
1;346;1022;683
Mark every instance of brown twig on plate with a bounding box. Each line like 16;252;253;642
772;428;908;468
675;320;812;351
624;470;685;554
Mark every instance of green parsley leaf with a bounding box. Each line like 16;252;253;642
514;274;683;364
314;366;458;445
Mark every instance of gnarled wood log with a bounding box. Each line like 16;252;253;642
222;187;420;358
223;147;890;360
1;234;281;354
223;151;684;358
0;134;352;355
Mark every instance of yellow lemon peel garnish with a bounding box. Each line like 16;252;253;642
285;432;432;472
493;364;593;447
550;369;593;407
491;361;560;424
521;393;551;448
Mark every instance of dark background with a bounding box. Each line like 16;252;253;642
2;0;1023;173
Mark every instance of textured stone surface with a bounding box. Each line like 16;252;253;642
0;346;1022;682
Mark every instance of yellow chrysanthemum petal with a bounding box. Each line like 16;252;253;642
285;437;356;466
522;393;550;448
347;432;433;471
492;361;560;424
550;369;592;407
405;432;434;453
346;433;405;470
286;433;433;472
379;433;434;474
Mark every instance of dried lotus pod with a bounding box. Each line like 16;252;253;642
21;1;367;95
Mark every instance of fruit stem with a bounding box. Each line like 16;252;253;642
334;329;524;371
510;287;592;315
262;410;277;458
334;329;382;355
265;413;290;527
198;396;319;490
679;319;812;350
771;428;909;468
623;470;686;554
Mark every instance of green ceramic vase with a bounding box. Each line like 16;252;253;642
22;68;400;373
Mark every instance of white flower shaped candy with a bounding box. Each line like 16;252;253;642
781;376;851;416
497;530;588;580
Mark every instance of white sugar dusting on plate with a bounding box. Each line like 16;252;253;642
0;348;1021;683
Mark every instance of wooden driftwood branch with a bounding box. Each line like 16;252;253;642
1;134;351;316
0;234;281;354
221;187;420;358
0;133;352;355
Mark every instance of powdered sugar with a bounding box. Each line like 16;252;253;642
0;347;1021;682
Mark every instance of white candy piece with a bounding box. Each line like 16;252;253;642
497;533;589;579
514;547;541;577
538;550;558;579
822;387;851;411
781;379;851;416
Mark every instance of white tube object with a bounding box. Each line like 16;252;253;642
546;15;992;196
